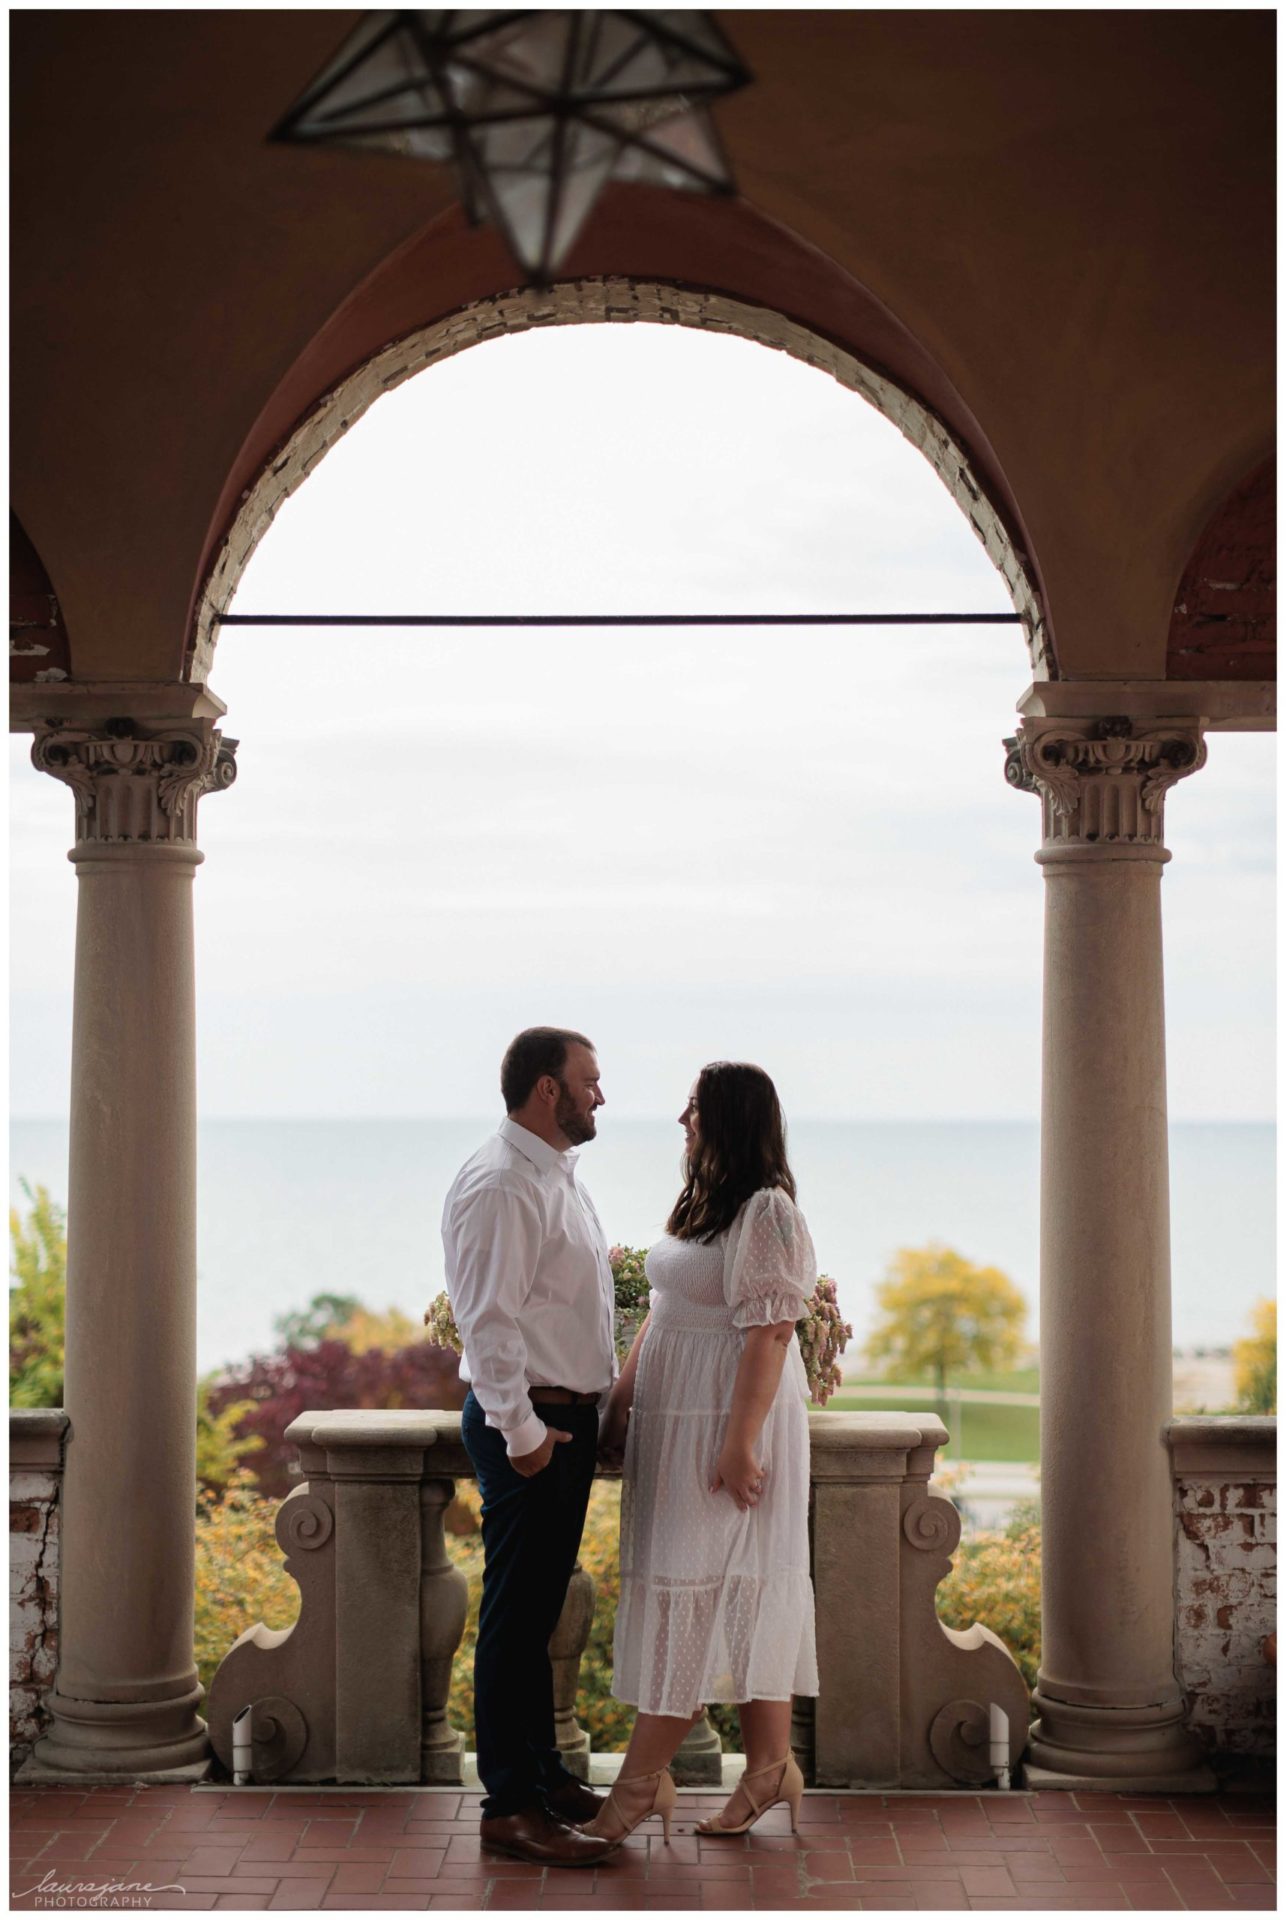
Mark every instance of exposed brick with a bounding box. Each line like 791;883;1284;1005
8;1465;62;1751
1174;1459;1276;1757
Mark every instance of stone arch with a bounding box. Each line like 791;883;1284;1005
190;278;1049;684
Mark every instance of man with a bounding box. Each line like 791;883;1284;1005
442;1027;618;1867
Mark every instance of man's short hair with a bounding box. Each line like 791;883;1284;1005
501;1027;595;1112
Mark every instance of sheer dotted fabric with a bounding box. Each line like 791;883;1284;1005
612;1187;820;1716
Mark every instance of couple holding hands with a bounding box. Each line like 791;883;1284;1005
441;1026;818;1866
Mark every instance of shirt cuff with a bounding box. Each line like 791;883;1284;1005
502;1409;549;1460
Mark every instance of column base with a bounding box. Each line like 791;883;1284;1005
25;1683;212;1780
1027;1690;1214;1793
18;1752;214;1786
1023;1761;1217;1793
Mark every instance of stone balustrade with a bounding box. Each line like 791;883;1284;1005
1166;1417;1276;1757
205;1408;1030;1790
18;1406;1276;1781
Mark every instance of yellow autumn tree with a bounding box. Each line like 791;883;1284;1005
865;1242;1028;1405
326;1302;422;1353
1234;1298;1276;1415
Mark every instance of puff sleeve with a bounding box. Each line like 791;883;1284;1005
725;1187;816;1331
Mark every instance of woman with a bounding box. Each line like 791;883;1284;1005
584;1061;818;1845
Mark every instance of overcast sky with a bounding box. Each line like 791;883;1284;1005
10;324;1275;1120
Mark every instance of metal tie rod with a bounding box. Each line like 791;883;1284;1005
216;611;1023;627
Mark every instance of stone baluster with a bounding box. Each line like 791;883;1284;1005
421;1478;469;1783
1005;712;1213;1789
549;1563;596;1780
671;1706;724;1785
22;708;236;1781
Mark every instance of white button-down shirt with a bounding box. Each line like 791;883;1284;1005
441;1118;617;1458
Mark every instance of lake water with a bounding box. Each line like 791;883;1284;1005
9;1118;1274;1374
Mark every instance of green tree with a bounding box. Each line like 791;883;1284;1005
196;1375;265;1494
10;1180;67;1407
272;1291;363;1350
11;1179;263;1492
865;1242;1028;1417
1234;1299;1276;1414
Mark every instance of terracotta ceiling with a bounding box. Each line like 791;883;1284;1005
10;10;1274;688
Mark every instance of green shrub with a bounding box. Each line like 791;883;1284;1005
9;1181;67;1407
194;1471;299;1695
936;1514;1042;1688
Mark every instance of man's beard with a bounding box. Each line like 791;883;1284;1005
555;1082;597;1145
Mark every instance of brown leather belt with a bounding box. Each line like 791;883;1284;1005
528;1385;602;1406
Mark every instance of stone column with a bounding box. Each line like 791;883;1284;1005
23;716;236;1779
1006;714;1212;1789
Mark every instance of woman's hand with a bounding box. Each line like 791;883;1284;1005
597;1397;629;1468
711;1439;766;1511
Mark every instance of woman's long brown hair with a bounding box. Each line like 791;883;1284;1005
666;1061;797;1242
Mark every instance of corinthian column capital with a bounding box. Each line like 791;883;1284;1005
31;720;238;849
1003;716;1206;855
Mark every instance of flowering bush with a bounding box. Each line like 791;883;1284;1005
798;1275;852;1406
194;1470;299;1694
936;1510;1042;1688
607;1245;649;1362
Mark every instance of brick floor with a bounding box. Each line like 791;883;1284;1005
7;1785;1276;1911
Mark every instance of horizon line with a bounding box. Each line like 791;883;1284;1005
11;1112;1276;1128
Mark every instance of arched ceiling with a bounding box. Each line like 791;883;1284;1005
10;10;1274;690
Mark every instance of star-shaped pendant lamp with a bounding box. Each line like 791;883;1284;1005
272;10;751;285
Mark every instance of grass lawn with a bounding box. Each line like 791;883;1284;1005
835;1367;1041;1395
812;1368;1041;1461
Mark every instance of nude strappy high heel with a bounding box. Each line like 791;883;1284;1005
695;1752;804;1835
581;1766;676;1847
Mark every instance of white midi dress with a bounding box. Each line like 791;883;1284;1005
612;1186;820;1716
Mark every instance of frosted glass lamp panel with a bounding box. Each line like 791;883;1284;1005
548;121;624;263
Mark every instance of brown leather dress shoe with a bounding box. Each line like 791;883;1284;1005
479;1804;615;1866
544;1777;607;1824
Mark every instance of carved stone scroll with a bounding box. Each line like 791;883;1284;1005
206;1480;338;1782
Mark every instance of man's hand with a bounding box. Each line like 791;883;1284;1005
510;1428;572;1478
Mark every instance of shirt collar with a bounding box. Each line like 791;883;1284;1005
498;1116;575;1178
